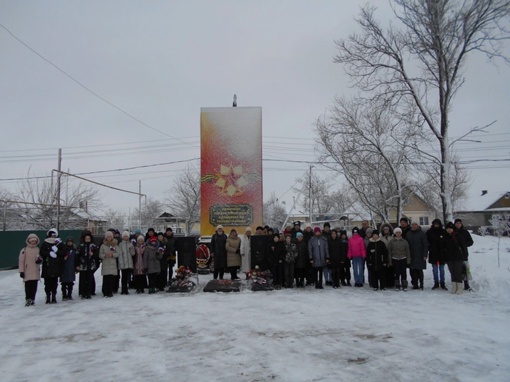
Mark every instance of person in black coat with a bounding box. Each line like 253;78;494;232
211;225;228;280
164;228;177;284
444;222;468;294
76;231;99;299
40;228;65;304
268;234;285;289
454;218;474;291
337;230;351;286
426;219;447;290
406;222;429;290
60;237;77;301
366;230;388;291
293;232;308;288
327;230;343;288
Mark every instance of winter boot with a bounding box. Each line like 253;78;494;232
402;280;408;292
464;280;472;291
456;282;463;295
62;287;68;301
68;286;73;300
45;293;51;304
25;299;32;307
440;282;447;290
51;293;57;304
432;281;439;290
451;282;457;294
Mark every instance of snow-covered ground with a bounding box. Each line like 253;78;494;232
0;234;509;382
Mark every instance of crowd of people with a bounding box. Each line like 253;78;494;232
18;217;473;306
18;227;177;306
210;218;474;293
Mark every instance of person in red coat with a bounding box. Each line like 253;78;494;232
348;227;366;287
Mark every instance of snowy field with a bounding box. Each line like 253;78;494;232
0;234;509;382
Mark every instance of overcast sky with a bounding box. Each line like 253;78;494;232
1;0;509;219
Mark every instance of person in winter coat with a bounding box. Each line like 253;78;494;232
406;222;429;290
364;228;374;287
283;234;297;288
268;234;285;289
226;229;242;280
454;218;474;291
117;231;135;295
328;229;343;289
322;223;333;286
76;232;98;299
444;222;468;295
290;221;302;239
399;217;411;239
366;230;388;291
302;224;314;286
379;223;394;288
211;225;228;280
99;231;119;297
133;235;147;293
308;227;330;289
347;227;366;287
19;233;42;306
164;228;177;283
60;237;77;301
294;232;308;288
388;227;411;291
144;236;162;294
426;219;447;290
40;228;65;304
240;227;252;277
156;232;167;291
338;230;351;286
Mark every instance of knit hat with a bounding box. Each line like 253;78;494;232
314;227;321;233
446;222;455;229
393;227;402;234
105;231;114;238
137;235;145;242
245;227;252;232
372;229;379;236
352;227;359;234
339;230;347;237
366;228;373;235
122;231;130;238
323;222;330;228
454;218;462;224
296;232;303;238
400;217;409;224
216;225;223;230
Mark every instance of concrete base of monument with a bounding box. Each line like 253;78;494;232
197;268;211;275
203;279;242;293
166;280;197;293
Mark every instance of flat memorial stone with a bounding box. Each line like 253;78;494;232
203;279;242;293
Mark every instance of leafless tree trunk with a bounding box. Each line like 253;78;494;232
103;208;127;231
166;165;201;235
334;0;510;222
131;197;164;232
263;192;287;229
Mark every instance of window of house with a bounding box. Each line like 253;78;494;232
419;216;429;226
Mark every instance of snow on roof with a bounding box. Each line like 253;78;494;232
458;191;510;212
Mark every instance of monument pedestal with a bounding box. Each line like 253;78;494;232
167;280;196;293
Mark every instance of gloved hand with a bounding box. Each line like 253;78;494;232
51;246;58;252
20;272;25;278
35;256;43;264
50;251;57;259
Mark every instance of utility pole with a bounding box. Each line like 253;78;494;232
56;148;62;231
138;180;142;231
308;165;313;224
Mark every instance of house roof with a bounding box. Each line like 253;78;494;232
457;190;510;212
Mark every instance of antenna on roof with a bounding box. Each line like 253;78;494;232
481;190;488;196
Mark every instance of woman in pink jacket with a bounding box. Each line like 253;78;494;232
348;227;366;287
19;233;42;306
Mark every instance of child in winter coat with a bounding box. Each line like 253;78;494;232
327;230;343;289
388;228;411;291
268;234;285;289
117;231;135;295
143;236;162;294
338;230;351;286
60;237;77;300
133;235;147;293
19;233;42;306
99;231;119;297
40;228;64;304
76;232;98;299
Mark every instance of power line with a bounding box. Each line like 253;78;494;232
0;22;195;147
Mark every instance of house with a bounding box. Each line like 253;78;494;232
455;191;510;230
396;194;435;227
152;212;189;235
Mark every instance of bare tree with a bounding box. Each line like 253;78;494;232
166;165;201;235
334;0;510;222
7;171;100;229
103;208;126;230
263;192;287;229
294;169;340;219
317;97;418;222
131;197;164;232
